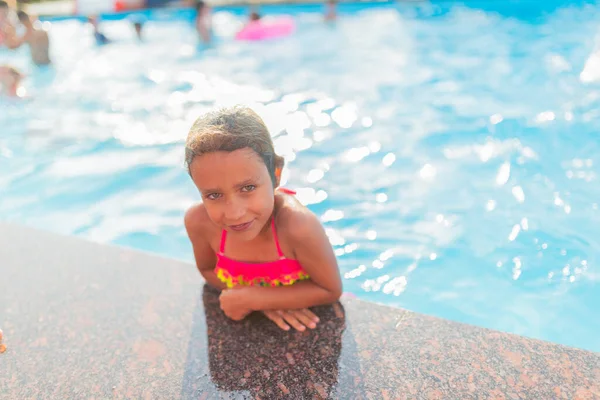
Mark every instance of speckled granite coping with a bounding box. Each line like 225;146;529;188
1;222;599;399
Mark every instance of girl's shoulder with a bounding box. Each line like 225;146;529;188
184;203;218;239
274;191;324;242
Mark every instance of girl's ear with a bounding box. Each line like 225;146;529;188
274;155;285;188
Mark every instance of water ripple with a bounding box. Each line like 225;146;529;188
1;3;600;351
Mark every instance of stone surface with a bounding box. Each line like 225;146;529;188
1;222;599;399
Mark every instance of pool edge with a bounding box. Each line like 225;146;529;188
0;221;598;398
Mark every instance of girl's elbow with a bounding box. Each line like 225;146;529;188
328;286;343;303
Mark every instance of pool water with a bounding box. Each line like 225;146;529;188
2;1;600;352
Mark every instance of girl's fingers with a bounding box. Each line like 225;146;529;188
292;310;317;329
263;309;319;331
300;308;320;323
280;311;306;332
263;311;290;331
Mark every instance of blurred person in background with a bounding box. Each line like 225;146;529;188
325;0;337;22
0;0;16;46
247;3;261;23
249;11;260;21
88;15;110;45
239;7;260;32
127;13;146;41
195;0;211;44
0;65;23;97
5;11;51;66
133;21;143;40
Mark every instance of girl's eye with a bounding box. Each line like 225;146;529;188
206;193;222;200
241;185;256;192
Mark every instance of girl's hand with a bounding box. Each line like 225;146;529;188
219;287;253;321
262;309;320;331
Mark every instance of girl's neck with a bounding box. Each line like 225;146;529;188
257;212;276;239
256;197;280;240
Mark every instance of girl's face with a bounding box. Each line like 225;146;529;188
190;148;276;240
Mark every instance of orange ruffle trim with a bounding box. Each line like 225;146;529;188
215;266;310;288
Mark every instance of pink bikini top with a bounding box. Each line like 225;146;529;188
214;211;310;288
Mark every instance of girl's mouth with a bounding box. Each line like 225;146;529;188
229;220;254;232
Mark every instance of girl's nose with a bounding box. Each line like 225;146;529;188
223;198;246;222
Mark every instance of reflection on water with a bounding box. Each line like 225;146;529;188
1;2;600;351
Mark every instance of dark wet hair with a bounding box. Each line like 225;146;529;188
195;0;206;12
250;12;260;21
17;10;29;23
0;1;8;9
185;106;284;186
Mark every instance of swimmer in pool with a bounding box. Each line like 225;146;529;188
325;0;337;22
128;14;146;41
195;0;211;44
249;11;261;21
6;11;51;66
133;21;143;40
0;65;23;97
238;9;260;33
88;16;109;45
0;1;16;46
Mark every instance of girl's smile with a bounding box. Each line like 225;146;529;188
189;148;276;240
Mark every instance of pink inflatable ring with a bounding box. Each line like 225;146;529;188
236;16;295;41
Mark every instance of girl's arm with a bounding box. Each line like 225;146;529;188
248;279;340;311
221;211;342;312
184;205;227;291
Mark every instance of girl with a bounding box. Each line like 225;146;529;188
184;106;342;332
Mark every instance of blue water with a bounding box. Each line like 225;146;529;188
2;1;600;352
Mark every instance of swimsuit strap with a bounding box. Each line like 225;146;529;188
219;219;284;259
278;187;296;195
219;229;227;255
271;218;285;259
